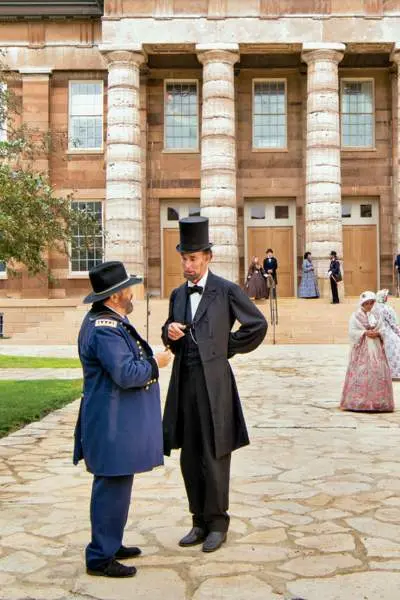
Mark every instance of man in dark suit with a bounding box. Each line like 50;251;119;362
263;248;278;299
74;261;171;577
162;217;268;553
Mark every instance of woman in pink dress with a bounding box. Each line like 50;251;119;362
340;291;394;412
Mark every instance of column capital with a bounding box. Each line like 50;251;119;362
196;43;240;65
99;45;147;66
302;42;345;65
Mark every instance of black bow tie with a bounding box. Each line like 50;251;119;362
188;285;203;296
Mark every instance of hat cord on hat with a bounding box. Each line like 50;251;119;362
93;275;131;296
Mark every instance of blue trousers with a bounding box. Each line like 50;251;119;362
86;474;134;569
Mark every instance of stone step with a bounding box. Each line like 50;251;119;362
1;296;398;346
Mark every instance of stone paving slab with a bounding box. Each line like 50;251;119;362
1;345;400;599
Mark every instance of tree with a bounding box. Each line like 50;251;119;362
0;52;101;277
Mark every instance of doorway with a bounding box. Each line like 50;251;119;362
245;200;296;297
342;199;379;296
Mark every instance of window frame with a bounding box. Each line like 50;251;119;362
0;262;7;280
163;79;200;153
68;199;104;277
68;79;104;153
340;77;375;151
0;81;7;143
252;78;288;152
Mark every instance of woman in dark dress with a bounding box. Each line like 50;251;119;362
245;256;267;300
328;250;342;304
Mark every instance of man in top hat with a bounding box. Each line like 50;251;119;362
162;216;268;552
263;248;278;299
73;261;171;577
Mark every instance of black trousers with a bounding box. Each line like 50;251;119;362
179;362;231;533
330;276;340;304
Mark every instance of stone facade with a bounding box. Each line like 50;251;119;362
1;1;400;297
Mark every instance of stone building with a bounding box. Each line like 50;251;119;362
1;0;400;299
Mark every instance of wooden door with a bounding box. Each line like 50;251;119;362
247;227;294;297
163;229;183;298
343;225;377;296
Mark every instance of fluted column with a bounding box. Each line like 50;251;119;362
196;44;239;283
100;46;146;286
302;43;345;288
391;50;400;257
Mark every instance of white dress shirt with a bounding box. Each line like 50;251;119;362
188;270;209;319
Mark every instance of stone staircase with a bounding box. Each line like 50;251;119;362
1;295;398;346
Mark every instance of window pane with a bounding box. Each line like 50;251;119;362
71;201;103;272
167;207;180;221
275;205;289;219
165;82;198;150
251;206;265;220
253;81;286;149
188;206;200;217
341;80;374;148
342;203;352;218
69;82;103;150
360;204;372;218
0;262;5;273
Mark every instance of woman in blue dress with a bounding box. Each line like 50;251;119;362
298;251;320;298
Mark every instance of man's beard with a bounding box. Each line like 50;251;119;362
125;300;134;314
184;272;198;283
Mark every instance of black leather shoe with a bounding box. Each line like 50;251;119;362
115;545;142;559
202;531;227;553
86;558;137;578
179;527;206;547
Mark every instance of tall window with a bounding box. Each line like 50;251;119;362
68;81;103;151
70;201;103;273
0;82;7;142
341;80;374;148
164;81;198;150
253;80;287;149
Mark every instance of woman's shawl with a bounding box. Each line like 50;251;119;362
349;307;383;347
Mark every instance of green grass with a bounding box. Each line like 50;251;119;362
0;356;81;368
0;379;83;437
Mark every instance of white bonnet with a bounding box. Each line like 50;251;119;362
359;291;376;306
376;289;389;303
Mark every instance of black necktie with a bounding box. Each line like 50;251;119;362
188;285;203;295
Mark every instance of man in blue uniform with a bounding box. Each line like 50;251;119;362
74;261;171;577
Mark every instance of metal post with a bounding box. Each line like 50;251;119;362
0;312;3;338
145;293;151;343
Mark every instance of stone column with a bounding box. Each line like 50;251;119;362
391;50;400;262
196;44;239;283
301;43;345;292
100;45;146;293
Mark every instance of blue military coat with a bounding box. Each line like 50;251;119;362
73;305;163;476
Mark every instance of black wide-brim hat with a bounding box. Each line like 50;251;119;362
176;216;213;253
83;261;142;304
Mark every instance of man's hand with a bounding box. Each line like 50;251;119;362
155;349;172;368
168;322;186;341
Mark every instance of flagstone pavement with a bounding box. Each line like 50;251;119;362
2;344;400;599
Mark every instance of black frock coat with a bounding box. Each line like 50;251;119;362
162;271;268;459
